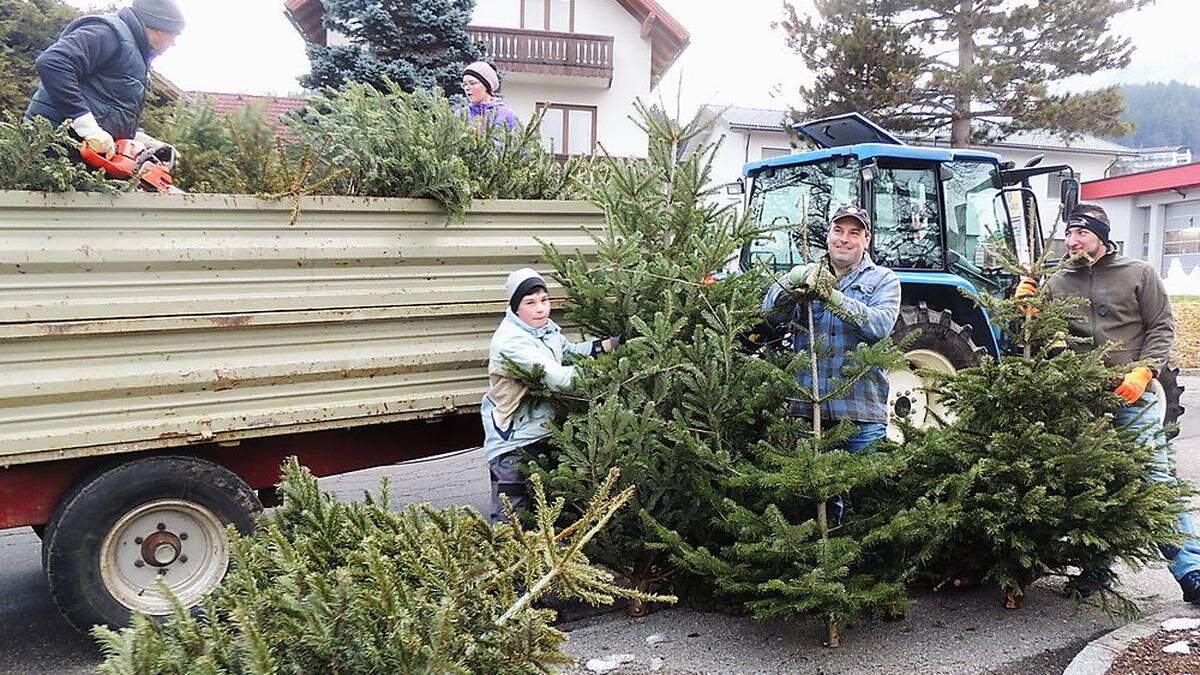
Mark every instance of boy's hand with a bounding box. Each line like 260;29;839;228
602;334;623;353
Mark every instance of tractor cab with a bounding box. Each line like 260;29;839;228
739;113;1081;437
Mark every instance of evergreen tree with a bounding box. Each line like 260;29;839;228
893;240;1190;611
527;101;790;610
0;112;128;192
92;458;665;674
780;0;1149;145
0;0;78;116
300;0;481;97
1113;81;1200;153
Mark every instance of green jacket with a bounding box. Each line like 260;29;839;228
1046;249;1174;372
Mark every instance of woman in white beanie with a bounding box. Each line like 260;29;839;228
458;60;520;132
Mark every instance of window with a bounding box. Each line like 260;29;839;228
743;158;862;272
537;103;595;156
872;165;944;270
943;160;1008;271
521;0;573;31
760;147;791;160
1047;171;1080;199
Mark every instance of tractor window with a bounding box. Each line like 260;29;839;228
944;160;1008;272
743;158;861;272
872;166;943;270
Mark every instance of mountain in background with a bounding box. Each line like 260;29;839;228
1112;81;1200;153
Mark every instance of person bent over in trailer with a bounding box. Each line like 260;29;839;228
481;268;620;523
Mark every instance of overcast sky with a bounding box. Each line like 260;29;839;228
65;0;1200;116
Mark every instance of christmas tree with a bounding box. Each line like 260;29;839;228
92;458;664;674
300;0;480;98
893;232;1190;611
527;101;790;610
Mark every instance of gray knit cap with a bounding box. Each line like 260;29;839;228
131;0;185;34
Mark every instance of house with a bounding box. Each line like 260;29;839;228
1111;145;1194;176
284;0;689;158
1083;163;1200;292
695;105;1140;247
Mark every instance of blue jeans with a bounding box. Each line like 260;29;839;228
828;421;888;525
1113;391;1200;581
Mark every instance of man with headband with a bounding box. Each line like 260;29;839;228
1017;203;1200;603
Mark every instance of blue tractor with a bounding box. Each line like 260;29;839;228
738;113;1185;440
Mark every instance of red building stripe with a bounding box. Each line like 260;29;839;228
1082;162;1200;200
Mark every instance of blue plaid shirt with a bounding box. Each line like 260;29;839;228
763;254;901;423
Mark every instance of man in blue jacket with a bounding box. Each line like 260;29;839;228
25;0;185;158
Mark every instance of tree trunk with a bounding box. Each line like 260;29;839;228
950;0;975;147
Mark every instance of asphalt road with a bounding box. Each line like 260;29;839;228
1;378;1197;674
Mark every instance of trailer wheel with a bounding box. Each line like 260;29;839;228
886;303;984;442
42;455;261;632
1151;362;1187;440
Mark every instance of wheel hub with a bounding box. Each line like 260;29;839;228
140;530;182;567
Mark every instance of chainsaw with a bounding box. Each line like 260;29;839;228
79;138;185;194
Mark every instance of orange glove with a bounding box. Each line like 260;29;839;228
1015;276;1039;315
1115;366;1154;405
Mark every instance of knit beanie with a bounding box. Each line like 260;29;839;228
464;61;501;94
131;0;185;34
1066;207;1111;243
505;268;547;313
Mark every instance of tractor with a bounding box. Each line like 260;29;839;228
737;113;1185;440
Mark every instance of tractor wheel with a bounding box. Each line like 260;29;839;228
886;303;985;442
1150;362;1186;440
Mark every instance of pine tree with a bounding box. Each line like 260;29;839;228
527;101;791;610
300;0;481;98
0;0;79;116
892;234;1190;611
0;113;128;192
92;458;666;674
780;0;1149;145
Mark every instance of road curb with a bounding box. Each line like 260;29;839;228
1063;605;1200;675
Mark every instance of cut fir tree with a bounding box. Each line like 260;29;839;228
527;100;792;611
893;238;1190;612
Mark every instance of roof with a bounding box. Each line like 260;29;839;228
702;105;1139;157
1082;161;1200;199
282;0;689;86
743;144;1001;177
185;92;309;137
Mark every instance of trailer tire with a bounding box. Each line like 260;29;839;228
886;303;985;442
42;455;261;632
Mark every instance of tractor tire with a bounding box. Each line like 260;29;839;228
1152;362;1186;440
42;455;261;632
886;303;985;441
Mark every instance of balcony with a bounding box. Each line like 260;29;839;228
468;26;614;88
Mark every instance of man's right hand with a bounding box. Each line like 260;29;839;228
69;112;115;157
1015;276;1039;315
784;263;819;289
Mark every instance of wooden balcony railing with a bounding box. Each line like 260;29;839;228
468;26;614;84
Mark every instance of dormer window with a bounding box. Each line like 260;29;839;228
521;0;574;32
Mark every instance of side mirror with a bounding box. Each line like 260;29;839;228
1060;176;1080;217
861;159;878;183
725;178;745;196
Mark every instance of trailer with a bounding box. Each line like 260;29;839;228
0;190;603;631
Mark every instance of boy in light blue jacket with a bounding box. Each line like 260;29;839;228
482;268;619;523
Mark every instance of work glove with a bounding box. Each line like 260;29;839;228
1115;366;1154;405
1015;276;1039;315
783;263;819;290
603;334;623;353
70;112;115;157
133;130;165;152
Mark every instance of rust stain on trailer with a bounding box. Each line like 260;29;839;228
208;314;254;328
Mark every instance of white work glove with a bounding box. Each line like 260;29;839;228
133;130;165;152
69;112;115;157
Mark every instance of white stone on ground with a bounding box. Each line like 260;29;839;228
1162;640;1192;654
1162;617;1200;631
585;653;636;673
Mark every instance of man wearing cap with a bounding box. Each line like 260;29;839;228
763;204;902;521
481;268;620;523
1017;203;1200;603
457;60;520;133
25;0;184;159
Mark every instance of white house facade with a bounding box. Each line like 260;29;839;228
285;0;689;158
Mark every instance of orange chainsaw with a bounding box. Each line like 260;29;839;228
79;138;185;194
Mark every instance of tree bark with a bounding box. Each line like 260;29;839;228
950;0;975;147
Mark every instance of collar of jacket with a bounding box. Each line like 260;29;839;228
117;7;154;62
825;252;876;284
504;308;561;337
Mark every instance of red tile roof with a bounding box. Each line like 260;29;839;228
185;91;309;137
282;0;689;87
